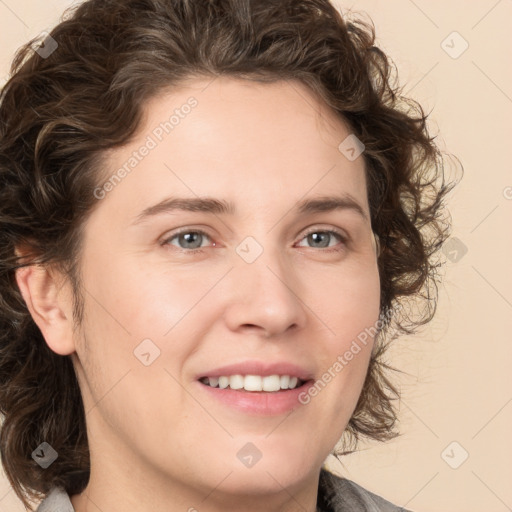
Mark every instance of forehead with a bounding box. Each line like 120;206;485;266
96;76;370;224
142;76;354;156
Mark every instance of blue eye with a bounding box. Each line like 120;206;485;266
296;229;346;250
162;228;347;253
163;229;212;251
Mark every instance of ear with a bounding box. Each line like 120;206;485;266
14;253;76;356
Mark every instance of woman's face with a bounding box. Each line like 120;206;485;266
68;77;380;502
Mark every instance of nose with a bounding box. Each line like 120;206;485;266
222;243;308;339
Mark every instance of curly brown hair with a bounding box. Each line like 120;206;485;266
0;0;461;509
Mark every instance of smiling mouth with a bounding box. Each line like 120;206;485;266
198;375;308;392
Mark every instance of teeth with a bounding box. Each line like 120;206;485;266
200;374;304;392
229;375;244;390
245;375;263;391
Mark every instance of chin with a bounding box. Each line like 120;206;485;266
213;464;314;496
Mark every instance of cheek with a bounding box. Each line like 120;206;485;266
310;256;381;339
74;254;215;412
72;263;193;431
305;259;380;405
81;251;205;339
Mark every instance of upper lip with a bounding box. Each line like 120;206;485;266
197;361;314;381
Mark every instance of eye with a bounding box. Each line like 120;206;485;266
161;227;347;253
296;228;347;251
162;229;214;252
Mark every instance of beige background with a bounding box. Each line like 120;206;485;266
0;1;511;511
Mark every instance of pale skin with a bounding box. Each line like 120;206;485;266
16;77;380;512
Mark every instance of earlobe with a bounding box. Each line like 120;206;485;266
14;263;76;356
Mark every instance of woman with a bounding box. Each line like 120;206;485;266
0;1;459;511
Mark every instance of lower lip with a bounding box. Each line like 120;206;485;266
197;380;314;416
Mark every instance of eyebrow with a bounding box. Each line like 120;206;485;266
131;193;369;225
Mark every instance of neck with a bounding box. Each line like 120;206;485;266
70;468;321;512
70;422;321;512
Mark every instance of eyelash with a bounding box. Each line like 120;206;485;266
161;227;348;254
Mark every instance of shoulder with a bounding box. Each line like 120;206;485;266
318;468;413;512
36;486;75;512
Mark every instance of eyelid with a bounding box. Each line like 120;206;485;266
160;227;215;247
299;224;349;242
